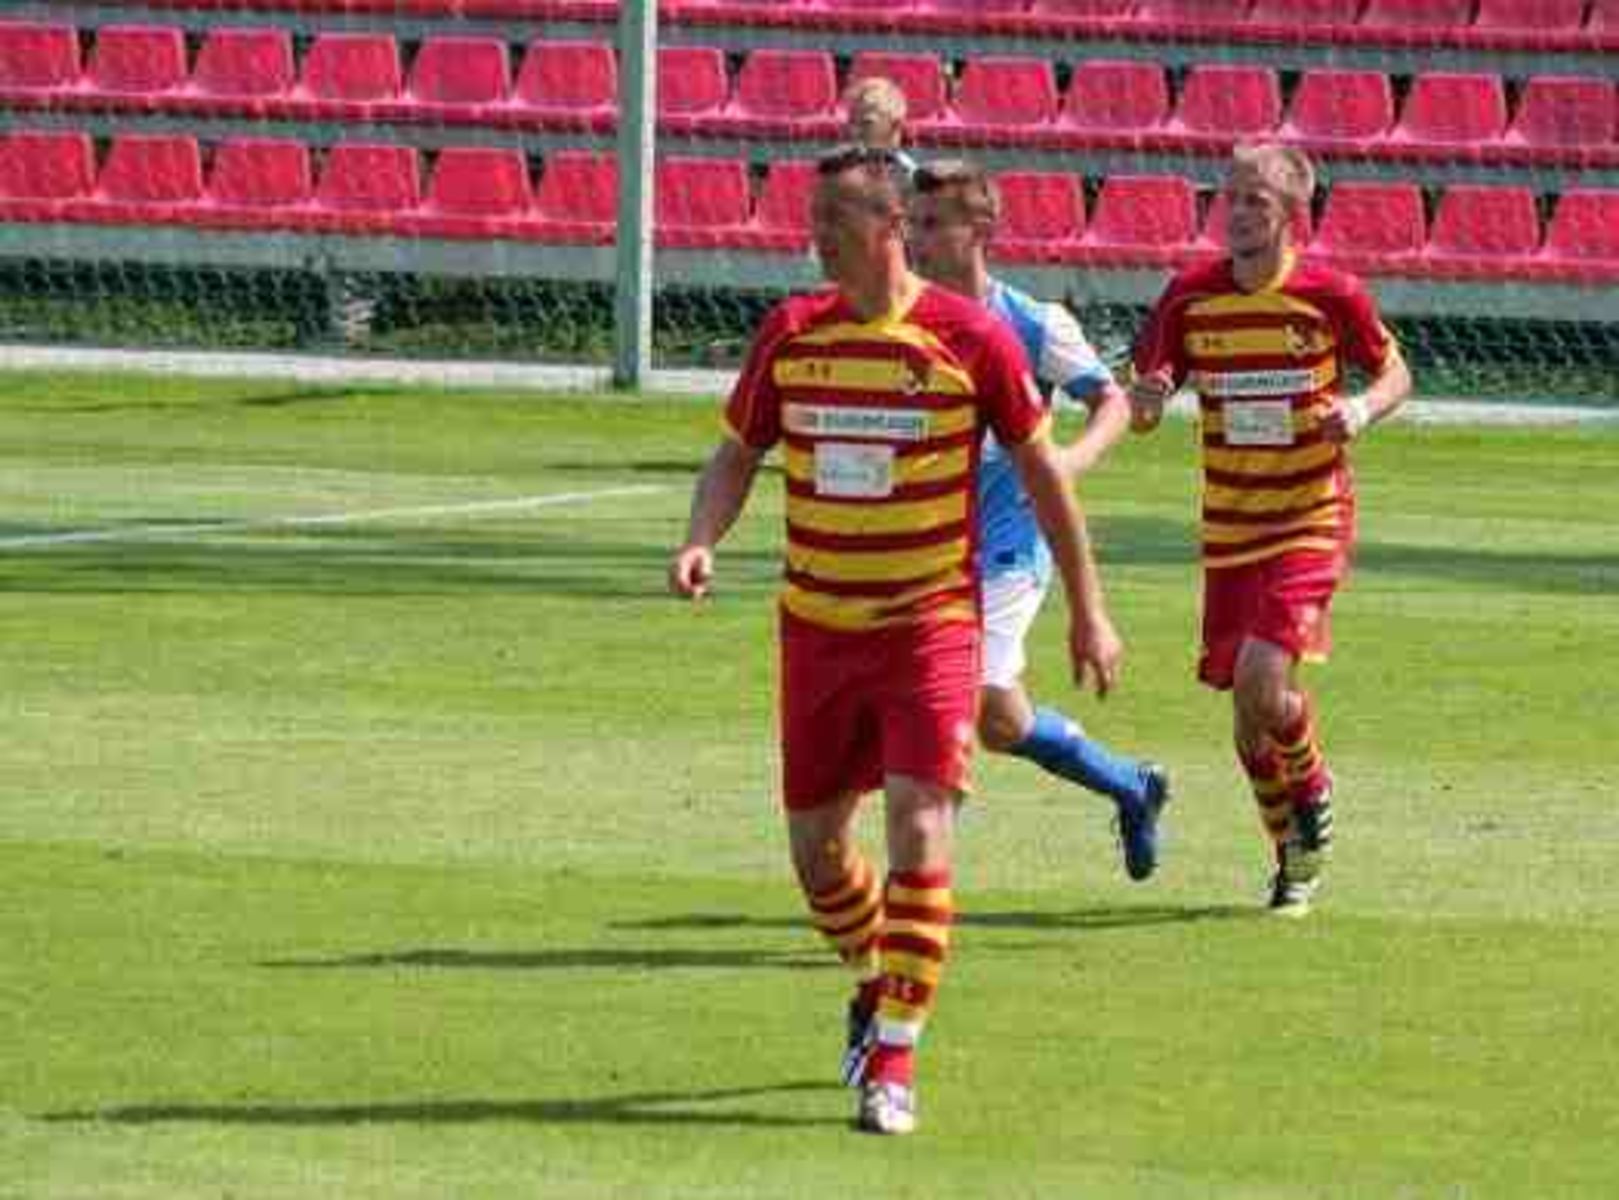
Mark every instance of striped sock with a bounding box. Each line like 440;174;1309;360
1274;693;1331;810
807;854;883;979
1239;742;1292;848
870;868;953;1087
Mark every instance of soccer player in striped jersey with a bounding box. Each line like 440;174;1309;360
1129;144;1412;916
908;159;1169;880
670;145;1123;1134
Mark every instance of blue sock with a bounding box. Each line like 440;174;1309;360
1011;707;1144;804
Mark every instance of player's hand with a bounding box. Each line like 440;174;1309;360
669;545;715;600
1128;370;1173;433
1319;395;1373;445
1070;610;1124;699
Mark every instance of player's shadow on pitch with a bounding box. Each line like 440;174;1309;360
43;1080;845;1130
615;904;1253;935
258;946;836;972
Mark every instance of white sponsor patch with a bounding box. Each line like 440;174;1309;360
815;442;895;498
784;403;929;441
1191;368;1320;398
1224;400;1295;446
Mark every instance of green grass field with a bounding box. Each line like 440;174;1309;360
2;372;1616;1199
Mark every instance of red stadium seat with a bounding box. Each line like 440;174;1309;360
1028;0;1134;13
1591;0;1619;30
1475;0;1587;29
1283;70;1395;144
734;50;838;130
1087;175;1197;261
1362;0;1474;27
514;40;616;118
1171;64;1281;139
655;157;751;241
0;22;80;92
301;33;403;104
1061;60;1169;133
89;26;187;98
920;0;1027;12
1425;185;1545;279
847;52;949;123
533;149;617;243
656;46;729;118
96;134;205;219
755;159;816;249
408;37;511;108
1393;73;1508;147
207;138;313;216
316;143;421;214
1543;190;1619;267
996;171;1086;260
1312;182;1426;268
1249;0;1361;23
955;57;1058;129
0;131;96;210
1508;77;1616;149
192;28;294;99
427;147;533;217
414;146;533;237
1427;185;1540;272
1138;0;1252;23
823;0;918;11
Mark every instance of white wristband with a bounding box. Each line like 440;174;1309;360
1344;395;1372;439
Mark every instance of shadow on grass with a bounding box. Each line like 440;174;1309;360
0;530;780;599
613;904;1254;934
259;946;835;972
1094;513;1617;595
43;1080;845;1130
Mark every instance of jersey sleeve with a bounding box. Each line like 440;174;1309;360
1131;274;1193;386
1332;274;1398;378
1039;301;1115;404
975;315;1049;447
723;303;791;448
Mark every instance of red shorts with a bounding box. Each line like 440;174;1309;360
779;611;980;811
1199;548;1349;691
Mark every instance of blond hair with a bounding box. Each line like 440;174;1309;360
1230;143;1317;213
844;76;908;124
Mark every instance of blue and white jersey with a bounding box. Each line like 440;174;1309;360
979;279;1114;583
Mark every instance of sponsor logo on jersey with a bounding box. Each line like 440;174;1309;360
1190;367;1322;398
783;404;931;441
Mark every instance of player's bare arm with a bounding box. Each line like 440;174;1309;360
669;437;765;599
1320;350;1414;445
1056;380;1133;480
1008;435;1123;698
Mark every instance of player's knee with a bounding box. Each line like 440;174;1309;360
1236;677;1290;733
976;702;1024;753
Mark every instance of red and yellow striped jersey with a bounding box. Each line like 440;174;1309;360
1133;252;1397;570
725;283;1049;632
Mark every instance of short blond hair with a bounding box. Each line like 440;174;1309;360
844;76;908;125
1230;143;1316;213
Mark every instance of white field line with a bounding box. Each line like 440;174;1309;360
0;484;668;550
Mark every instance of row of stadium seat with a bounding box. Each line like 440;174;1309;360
2;131;1614;282
70;0;1619;53
1;25;1613;167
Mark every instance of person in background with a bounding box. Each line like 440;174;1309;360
908;158;1169;881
